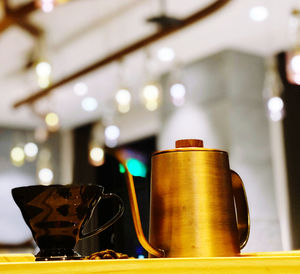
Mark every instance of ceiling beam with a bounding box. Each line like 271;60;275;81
0;1;37;33
13;0;231;108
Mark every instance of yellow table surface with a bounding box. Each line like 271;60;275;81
1;251;300;274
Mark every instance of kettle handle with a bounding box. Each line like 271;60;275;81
231;170;250;249
114;151;165;257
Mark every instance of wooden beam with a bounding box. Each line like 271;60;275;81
14;18;43;37
13;0;231;108
13;1;37;16
0;1;37;33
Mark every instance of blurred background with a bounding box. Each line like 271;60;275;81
1;0;300;258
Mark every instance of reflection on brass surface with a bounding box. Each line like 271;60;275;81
231;171;250;249
116;139;250;258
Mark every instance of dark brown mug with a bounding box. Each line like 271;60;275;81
12;184;124;260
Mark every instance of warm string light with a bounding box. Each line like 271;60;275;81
267;96;284;122
115;59;132;114
140;48;169;112
115;88;131;113
170;83;186;106
157;47;175;62
36;0;55;13
10;146;25;167
72;82;98;112
10;141;39;167
104;125;120;147
88;122;106;166
263;57;284;122
249;6;269;22
37;148;54;185
45;112;60;131
24;142;39;161
142;83;160;111
35;61;52;88
38;168;54;185
89;145;105;166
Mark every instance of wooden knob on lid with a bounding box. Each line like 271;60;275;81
175;139;204;148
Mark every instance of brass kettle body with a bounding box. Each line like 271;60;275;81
116;139;250;258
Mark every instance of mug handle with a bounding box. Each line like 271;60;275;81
79;192;124;240
231;170;250;249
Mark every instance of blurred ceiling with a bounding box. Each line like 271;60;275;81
0;0;297;129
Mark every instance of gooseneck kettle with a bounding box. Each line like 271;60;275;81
115;139;250;257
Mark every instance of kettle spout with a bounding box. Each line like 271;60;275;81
114;151;165;257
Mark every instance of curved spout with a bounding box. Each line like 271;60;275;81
113;151;165;257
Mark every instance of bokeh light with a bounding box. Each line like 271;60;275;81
142;84;160;111
104;125;120;148
267;96;284;122
170;83;186;106
45;112;60;131
142;84;159;101
74;82;88;96
81;97;98;112
115;89;131;105
38;168;54;185
35;61;52;78
249;6;269;22
157;47;175;62
115;89;131;113
89;146;105;166
291;55;300;73
10;146;25;167
267;97;284;113
105;125;120;140
24;142;39;161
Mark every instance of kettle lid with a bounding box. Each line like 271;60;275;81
153;139;226;156
175;139;203;148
